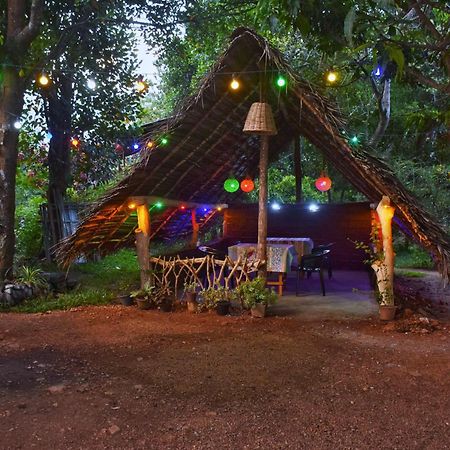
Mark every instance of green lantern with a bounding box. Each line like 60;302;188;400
224;178;239;193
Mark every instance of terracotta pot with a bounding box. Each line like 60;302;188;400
216;300;230;316
251;303;267;318
187;299;198;313
379;304;396;321
136;298;151;310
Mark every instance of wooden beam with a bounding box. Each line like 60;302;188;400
257;135;269;279
136;203;152;288
191;209;199;247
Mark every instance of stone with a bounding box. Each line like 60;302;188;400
108;425;120;435
48;384;66;394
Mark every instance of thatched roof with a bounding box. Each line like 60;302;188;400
56;28;450;282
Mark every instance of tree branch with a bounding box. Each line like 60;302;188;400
14;0;44;49
407;1;443;41
405;66;450;93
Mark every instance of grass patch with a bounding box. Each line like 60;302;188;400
395;269;426;278
5;288;114;313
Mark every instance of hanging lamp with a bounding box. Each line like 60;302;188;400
243;102;277;135
315;172;332;192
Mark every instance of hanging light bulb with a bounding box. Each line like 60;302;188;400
315;173;332;192
128;202;137;210
325;70;338;84
155;201;163;209
350;135;359;145
230;78;240;90
146;140;155;149
13;120;22;130
276;75;287;88
37;73;50;86
135;77;148;93
87;78;96;90
132;143;139;150
160;137;168;145
71;137;80;148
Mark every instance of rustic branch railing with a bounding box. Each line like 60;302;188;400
149;255;264;298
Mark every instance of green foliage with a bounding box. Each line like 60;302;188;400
16;266;47;289
395;270;426;279
198;286;230;311
395;245;434;270
6;289;114;314
235;277;277;309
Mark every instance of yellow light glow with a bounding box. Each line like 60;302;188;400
71;138;80;147
128;202;137;210
146;140;154;149
326;71;338;83
38;74;50;86
230;79;240;90
217;206;222;211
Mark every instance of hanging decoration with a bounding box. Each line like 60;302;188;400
115;143;124;153
224;177;239;193
276;75;287;88
315;172;332;192
37;73;50;86
243;102;277;135
71;137;80;148
240;178;255;193
230;77;240;90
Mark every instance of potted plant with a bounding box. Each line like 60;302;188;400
16;266;47;298
236;277;277;318
130;282;156;310
117;294;133;306
184;281;199;313
156;286;173;313
199;286;231;315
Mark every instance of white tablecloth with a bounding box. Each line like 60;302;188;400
228;243;296;273
267;237;314;259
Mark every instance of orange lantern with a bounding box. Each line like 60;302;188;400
315;173;332;192
240;178;255;193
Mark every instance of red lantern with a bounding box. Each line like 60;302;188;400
315;174;332;192
115;143;124;153
240;178;255;193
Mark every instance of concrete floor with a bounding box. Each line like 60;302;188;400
270;270;378;320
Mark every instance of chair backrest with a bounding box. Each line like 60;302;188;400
311;243;334;254
300;249;330;270
198;246;225;258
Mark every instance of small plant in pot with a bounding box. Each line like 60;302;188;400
236;277;277;318
16;266;48;298
130;282;156;310
155;286;173;313
199;286;231;315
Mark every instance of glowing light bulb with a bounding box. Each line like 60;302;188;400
308;203;319;212
13;120;22;130
146;140;154;149
135;79;148;93
276;76;287;87
271;202;281;211
350;135;359;145
128;202;137;210
326;71;338;83
230;78;240;90
155;201;163;209
161;137;168;145
38;73;50;86
71;137;80;147
87;79;96;90
133;143;139;150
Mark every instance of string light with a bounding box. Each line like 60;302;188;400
217;206;222;211
224;178;239;193
160;137;168;145
180;205;186;210
87;79;96;90
155;201;163;209
128;202;137;210
276;75;287;88
132;143;139;150
325;70;338;84
135;78;148;93
350;135;359;145
146;140;154;149
37;73;50;86
13;120;22;130
71;137;80;147
230;78;240;90
271;202;281;211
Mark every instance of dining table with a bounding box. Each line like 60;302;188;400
227;242;297;296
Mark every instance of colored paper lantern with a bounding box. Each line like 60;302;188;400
224;178;239;193
240;178;254;193
115;143;124;153
315;174;332;192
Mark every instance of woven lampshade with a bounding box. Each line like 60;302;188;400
243;102;278;136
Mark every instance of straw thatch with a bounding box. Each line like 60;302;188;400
56;28;450;283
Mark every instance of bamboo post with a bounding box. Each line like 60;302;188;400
373;196;395;305
293;136;302;202
257;135;269;278
135;203;152;288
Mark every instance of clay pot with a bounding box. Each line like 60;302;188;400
216;300;230;316
186;292;197;313
118;295;133;306
136;298;151;310
379;304;396;321
251;303;267;318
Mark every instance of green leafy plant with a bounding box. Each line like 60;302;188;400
198;286;230;311
183;281;199;294
130;282;156;301
235;277;277;310
16;266;47;290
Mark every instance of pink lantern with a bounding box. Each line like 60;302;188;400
315;173;332;192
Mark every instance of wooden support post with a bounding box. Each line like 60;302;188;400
293;136;302;203
135;203;152;288
191;208;199;248
372;196;395;305
257;135;269;279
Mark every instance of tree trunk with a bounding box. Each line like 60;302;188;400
370;79;391;147
257;135;269;279
0;67;26;281
293;136;302;202
45;73;73;248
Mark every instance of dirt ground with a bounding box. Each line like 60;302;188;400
1;302;449;450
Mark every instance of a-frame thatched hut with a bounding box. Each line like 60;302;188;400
56;28;450;283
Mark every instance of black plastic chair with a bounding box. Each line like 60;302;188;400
296;249;331;296
311;243;334;279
